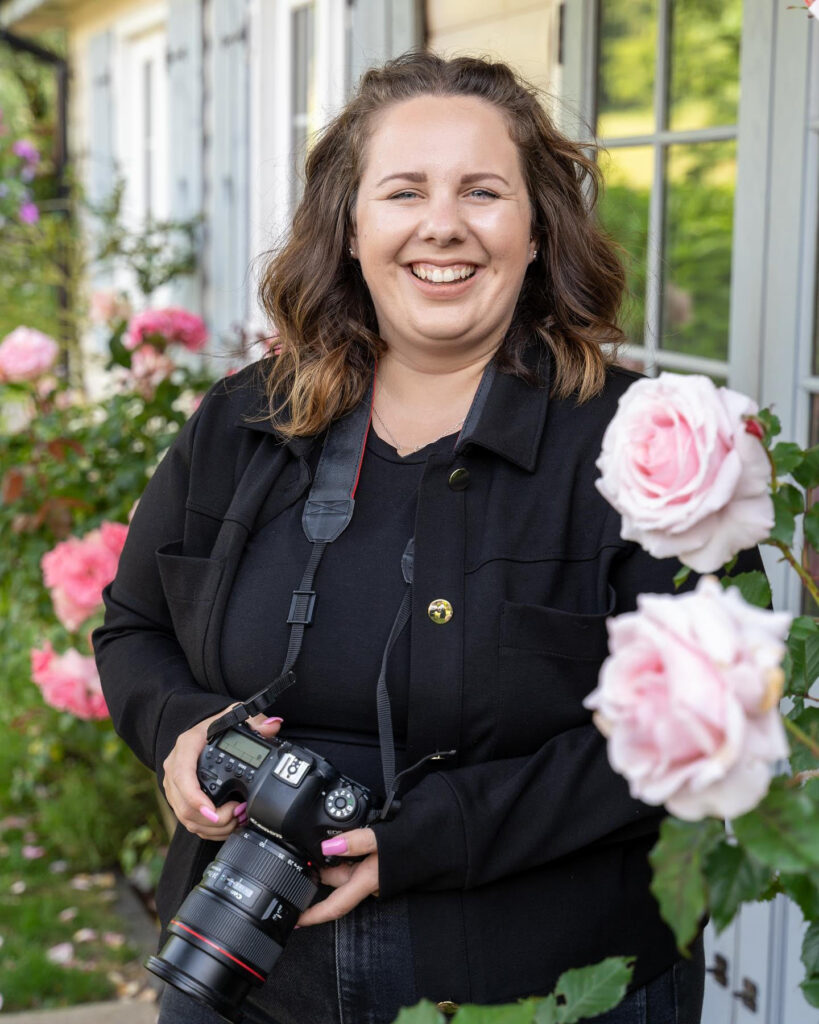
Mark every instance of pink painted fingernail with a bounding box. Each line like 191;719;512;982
321;836;348;857
238;816;248;826
233;802;247;818
199;805;220;823
264;717;283;725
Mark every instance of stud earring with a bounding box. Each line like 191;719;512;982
530;249;538;262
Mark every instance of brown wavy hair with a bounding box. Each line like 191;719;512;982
257;52;626;437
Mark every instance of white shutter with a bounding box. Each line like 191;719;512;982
87;30;116;205
208;0;250;343
348;0;422;85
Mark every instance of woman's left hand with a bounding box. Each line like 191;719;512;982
297;828;379;926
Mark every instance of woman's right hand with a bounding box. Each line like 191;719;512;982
162;706;284;840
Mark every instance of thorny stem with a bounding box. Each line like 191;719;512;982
763;539;819;607
787;768;819;788
785;716;819;759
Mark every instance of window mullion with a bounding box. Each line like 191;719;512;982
644;0;669;366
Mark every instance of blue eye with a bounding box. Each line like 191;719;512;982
389;190;420;200
468;188;499;199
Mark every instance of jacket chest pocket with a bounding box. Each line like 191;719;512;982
156;540;225;686
494;590;613;757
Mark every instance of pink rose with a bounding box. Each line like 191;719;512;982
41;522;128;631
90;290;132;325
128;344;175;397
0;326;59;382
596;373;774;573
125;307;208;352
30;643;109;720
584;576;791;820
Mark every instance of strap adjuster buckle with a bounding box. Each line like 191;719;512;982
287;588;316;625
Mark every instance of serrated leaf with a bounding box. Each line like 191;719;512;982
787;707;819;773
554;957;634;1023
454;1002;537;1024
393;1002;447;1024
649;818;723;951
673;564;692;589
773;442;805;476
731;783;819;872
532;995;559;1024
785;618;819;697
720;571;772;608
758;408;781;442
801;977;819;1008
805;505;819;553
703;841;772;933
794;446;819;490
781;873;819;920
804;924;819;976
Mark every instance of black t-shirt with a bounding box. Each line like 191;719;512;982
221;428;459;798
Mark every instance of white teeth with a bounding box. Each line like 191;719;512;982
411;264;476;283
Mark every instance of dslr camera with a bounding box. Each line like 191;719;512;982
146;723;376;1022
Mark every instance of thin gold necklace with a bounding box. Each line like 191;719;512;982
372;405;465;455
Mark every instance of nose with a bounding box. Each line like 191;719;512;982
419;192;468;245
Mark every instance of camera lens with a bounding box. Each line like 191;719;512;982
146;830;318;1022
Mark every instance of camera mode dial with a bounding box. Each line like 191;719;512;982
324;787;358;821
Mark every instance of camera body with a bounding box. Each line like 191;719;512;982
198;724;374;859
146;725;376;1022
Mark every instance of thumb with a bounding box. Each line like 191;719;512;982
246;713;284;740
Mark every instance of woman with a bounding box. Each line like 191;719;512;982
95;53;712;1024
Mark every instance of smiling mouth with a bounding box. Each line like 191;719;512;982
410;263;477;283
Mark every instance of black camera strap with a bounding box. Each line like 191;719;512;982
206;374;456;813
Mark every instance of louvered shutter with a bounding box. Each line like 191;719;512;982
349;0;422;85
208;0;250;343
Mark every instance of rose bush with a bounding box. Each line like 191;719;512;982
30;642;108;720
41;522;128;632
595;373;774;573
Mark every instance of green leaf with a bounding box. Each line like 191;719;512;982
805;505;819;553
454;1002;537;1024
649;818;723;951
719;571;772;608
773;442;805;476
553;957;635;1023
393;1002;446;1024
758;409;781;442
532;995;559;1024
785;617;819;697
803;924;819;976
787;707;819;774
673;564;692;589
781;873;819;920
801;977;819;1008
793;446;819;490
731;782;819;872
703;841;773;933
770;485;803;546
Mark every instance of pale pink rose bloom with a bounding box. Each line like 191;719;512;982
596;373;774;573
30;643;109;720
584;576;791;821
90;290;133;325
41;522;128;631
0;326;59;382
128;344;175;398
125;307;208;352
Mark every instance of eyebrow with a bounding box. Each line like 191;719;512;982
375;171;511;188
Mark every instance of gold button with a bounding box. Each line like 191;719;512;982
428;599;453;624
436;1002;460;1016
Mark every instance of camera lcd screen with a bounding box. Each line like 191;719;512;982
217;732;270;768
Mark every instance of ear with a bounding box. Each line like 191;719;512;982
348;229;358;260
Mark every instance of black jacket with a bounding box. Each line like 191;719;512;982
95;355;731;1005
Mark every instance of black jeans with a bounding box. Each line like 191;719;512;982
157;902;704;1024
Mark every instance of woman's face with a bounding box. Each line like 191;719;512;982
351;95;535;363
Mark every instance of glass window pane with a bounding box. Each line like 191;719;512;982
668;0;742;132
596;0;658;139
661;139;736;360
598;146;653;345
290;3;315;210
812;214;819;376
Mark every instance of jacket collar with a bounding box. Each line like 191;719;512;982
233;346;551;471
